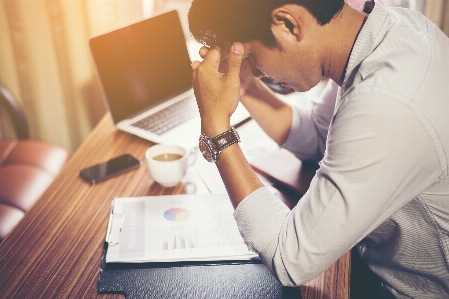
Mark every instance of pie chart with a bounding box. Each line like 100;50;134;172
164;207;190;222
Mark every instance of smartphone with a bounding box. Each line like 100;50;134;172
80;154;141;184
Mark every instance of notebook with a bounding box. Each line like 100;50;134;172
89;10;249;149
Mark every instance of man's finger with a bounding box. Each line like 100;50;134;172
191;60;201;71
202;46;221;71
199;46;209;58
218;57;228;73
225;43;245;82
218;48;230;72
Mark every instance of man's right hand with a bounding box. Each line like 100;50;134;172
191;43;246;137
198;46;257;96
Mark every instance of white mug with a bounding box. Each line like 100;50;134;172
145;144;196;187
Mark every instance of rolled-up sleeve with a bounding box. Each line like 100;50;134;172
233;187;290;272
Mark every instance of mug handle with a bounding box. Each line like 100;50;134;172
187;149;197;167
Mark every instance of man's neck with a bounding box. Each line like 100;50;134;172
322;3;368;86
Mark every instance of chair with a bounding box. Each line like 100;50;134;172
0;81;70;242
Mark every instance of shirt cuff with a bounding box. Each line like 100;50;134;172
233;186;290;254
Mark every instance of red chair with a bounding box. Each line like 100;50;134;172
0;82;70;242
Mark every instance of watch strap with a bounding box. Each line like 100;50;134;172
213;127;240;152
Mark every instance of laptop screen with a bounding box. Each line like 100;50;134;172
89;10;193;123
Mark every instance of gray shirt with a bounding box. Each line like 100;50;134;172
234;3;449;298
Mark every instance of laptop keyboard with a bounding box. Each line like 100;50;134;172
131;98;198;135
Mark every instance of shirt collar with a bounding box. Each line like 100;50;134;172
342;1;392;90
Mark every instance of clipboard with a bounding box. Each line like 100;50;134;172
98;198;302;299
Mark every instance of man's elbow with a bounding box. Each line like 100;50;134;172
271;260;320;287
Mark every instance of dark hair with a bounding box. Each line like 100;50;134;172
188;0;344;49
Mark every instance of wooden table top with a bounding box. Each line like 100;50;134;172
0;114;350;299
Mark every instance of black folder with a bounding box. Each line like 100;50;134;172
98;242;302;299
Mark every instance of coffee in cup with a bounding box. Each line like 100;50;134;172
152;153;183;162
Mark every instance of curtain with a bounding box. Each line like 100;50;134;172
425;0;449;36
0;0;144;153
385;0;449;36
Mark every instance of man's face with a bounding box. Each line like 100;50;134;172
242;39;323;92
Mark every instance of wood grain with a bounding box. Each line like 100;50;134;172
0;114;350;299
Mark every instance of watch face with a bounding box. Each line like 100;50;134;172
199;138;215;162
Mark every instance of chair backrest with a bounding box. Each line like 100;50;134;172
0;82;29;139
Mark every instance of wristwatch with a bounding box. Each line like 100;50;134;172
199;127;240;163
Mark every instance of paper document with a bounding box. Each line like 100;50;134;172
105;193;259;263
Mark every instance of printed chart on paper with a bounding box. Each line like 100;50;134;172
105;193;259;263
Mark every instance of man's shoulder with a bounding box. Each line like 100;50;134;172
363;12;430;73
354;17;441;101
362;6;448;78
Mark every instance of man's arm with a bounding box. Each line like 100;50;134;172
282;79;338;161
235;91;442;286
191;43;336;206
240;78;293;145
192;43;265;207
242;77;339;162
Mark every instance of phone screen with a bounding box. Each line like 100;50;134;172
80;154;141;184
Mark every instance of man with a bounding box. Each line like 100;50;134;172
189;0;449;298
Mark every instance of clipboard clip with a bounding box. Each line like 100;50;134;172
106;213;124;246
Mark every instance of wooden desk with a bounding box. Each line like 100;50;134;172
0;114;350;298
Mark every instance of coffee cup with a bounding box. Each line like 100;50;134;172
145;144;197;187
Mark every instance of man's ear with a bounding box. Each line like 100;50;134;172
270;6;304;42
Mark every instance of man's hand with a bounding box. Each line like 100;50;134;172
197;45;256;97
192;43;246;136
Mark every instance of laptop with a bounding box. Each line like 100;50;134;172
89;10;249;149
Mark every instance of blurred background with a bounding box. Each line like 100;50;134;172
0;0;448;154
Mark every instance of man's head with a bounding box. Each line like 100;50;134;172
188;0;344;49
189;0;366;92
